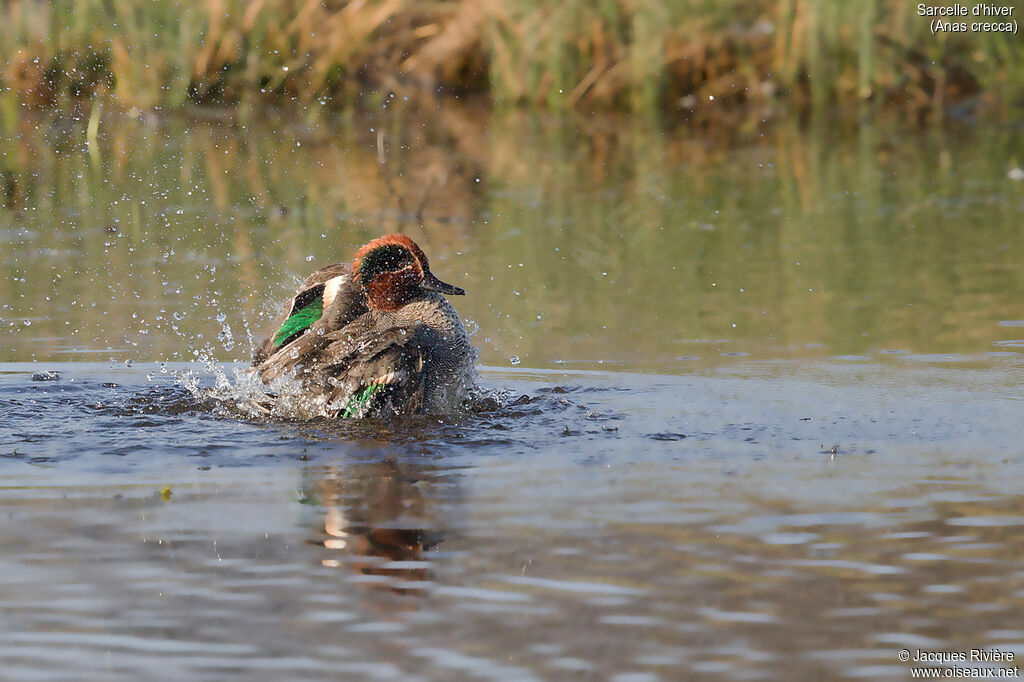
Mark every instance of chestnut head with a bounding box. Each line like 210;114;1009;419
352;234;464;311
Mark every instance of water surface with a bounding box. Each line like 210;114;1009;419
1;108;1023;680
2;109;1023;367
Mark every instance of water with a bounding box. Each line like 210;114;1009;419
2;360;1024;680
1;108;1024;680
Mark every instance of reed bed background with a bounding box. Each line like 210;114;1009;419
2;0;1021;121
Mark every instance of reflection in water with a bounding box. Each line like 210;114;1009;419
311;459;443;595
1;107;1022;369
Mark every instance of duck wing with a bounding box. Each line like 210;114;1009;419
253;264;367;367
314;319;439;418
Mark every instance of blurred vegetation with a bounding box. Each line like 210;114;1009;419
1;0;1021;120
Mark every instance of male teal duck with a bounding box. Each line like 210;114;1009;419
253;234;473;417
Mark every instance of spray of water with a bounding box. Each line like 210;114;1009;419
168;308;494;422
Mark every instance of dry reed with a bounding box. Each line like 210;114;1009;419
1;0;1020;119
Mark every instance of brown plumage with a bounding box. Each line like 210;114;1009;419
252;263;365;366
252;235;473;417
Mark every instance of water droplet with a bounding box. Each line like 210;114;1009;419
306;255;315;262
510;355;521;366
218;323;235;351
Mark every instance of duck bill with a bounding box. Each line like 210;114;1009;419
421;270;465;296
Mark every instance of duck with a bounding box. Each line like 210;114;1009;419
252;234;474;417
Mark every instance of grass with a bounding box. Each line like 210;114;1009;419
1;0;1022;119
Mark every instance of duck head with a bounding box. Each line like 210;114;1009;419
352;234;465;311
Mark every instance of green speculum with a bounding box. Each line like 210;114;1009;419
342;383;383;418
273;296;323;349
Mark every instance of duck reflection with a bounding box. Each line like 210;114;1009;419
307;458;445;594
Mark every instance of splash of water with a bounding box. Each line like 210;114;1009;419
177;360;494;422
169;320;489;422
